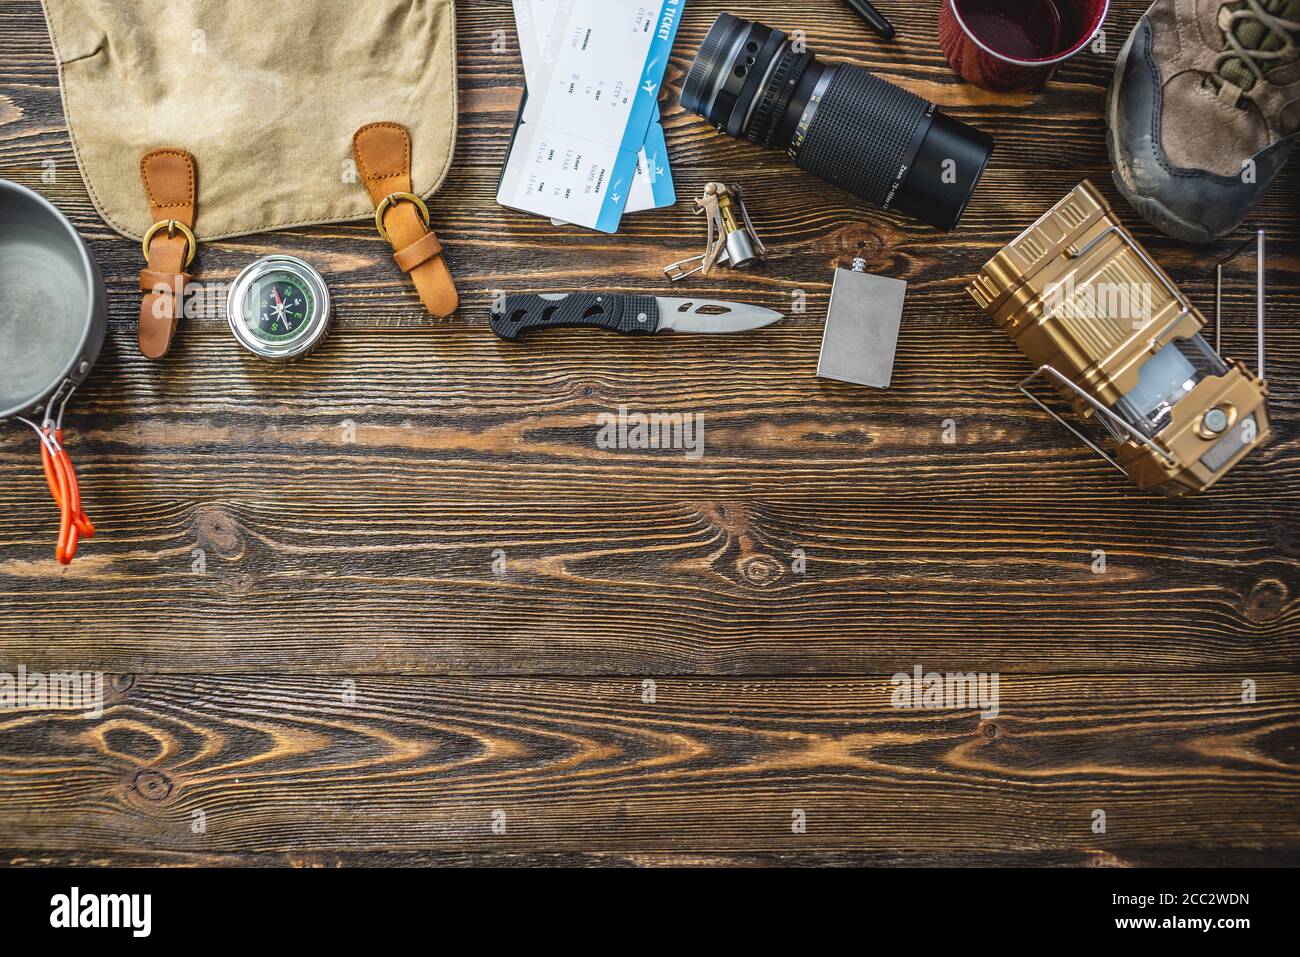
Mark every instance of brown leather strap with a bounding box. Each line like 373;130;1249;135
138;149;198;359
394;232;444;273
352;122;458;317
139;269;185;293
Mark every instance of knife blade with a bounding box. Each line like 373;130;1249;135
490;293;785;341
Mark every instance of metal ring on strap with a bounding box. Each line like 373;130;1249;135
374;192;430;243
141;219;197;268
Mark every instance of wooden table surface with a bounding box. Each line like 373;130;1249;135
1;0;1297;867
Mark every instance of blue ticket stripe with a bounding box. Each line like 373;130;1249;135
595;147;643;234
619;0;687;155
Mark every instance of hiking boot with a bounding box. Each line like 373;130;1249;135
1107;0;1300;242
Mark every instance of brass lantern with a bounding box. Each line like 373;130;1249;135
967;181;1270;496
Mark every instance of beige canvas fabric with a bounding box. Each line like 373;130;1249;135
40;0;457;240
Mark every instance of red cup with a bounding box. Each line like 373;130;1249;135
939;0;1110;93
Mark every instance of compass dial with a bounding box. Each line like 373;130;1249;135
247;272;314;342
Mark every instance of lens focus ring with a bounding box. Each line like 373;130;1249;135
746;49;811;148
725;29;788;137
794;64;931;208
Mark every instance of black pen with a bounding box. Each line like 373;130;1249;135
843;0;897;40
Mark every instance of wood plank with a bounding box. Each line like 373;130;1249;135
8;846;1296;867
0;499;1294;674
0;673;1296;859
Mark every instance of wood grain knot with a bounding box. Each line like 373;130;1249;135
982;721;999;739
131;769;173;803
1244;578;1289;624
106;726;164;763
740;555;783;586
226;572;256;595
112;675;135;693
698;503;752;536
835;224;885;262
193;506;244;559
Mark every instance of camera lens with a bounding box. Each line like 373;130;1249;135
681;14;995;231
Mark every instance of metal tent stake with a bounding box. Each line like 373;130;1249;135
1215;229;1268;381
1257;230;1266;381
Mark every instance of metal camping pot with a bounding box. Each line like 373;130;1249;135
1;179;107;563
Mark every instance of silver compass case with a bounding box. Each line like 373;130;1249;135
226;255;332;361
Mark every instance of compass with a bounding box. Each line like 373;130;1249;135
227;255;331;360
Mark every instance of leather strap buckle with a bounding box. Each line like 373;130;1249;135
374;192;430;242
141;219;197;268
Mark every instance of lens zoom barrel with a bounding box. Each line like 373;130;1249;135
793;65;931;214
794;64;993;231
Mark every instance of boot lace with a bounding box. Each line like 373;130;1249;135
1215;0;1300;90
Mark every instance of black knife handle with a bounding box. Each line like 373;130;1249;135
490;293;661;341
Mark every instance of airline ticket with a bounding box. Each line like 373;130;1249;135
498;0;685;232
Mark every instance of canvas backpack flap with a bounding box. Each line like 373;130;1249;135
39;0;457;241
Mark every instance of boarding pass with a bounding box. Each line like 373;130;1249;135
512;0;674;218
499;0;685;233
